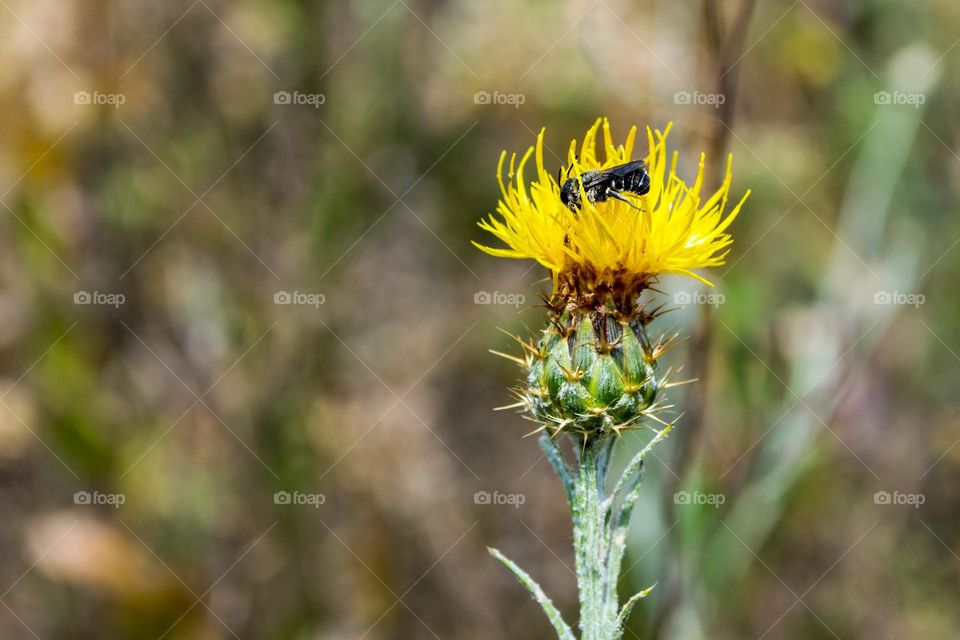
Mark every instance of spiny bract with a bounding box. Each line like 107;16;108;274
505;301;678;439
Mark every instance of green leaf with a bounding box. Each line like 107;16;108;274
605;460;645;618
539;434;574;506
488;547;576;640
614;583;657;638
605;424;673;511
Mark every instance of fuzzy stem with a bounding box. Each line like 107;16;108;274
573;430;666;640
510;430;667;639
572;437;615;640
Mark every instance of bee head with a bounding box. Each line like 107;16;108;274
560;178;581;211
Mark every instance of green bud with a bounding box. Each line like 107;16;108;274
525;310;659;435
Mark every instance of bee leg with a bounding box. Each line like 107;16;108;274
606;189;641;210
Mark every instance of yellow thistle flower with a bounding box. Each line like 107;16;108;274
474;118;750;301
481;120;749;637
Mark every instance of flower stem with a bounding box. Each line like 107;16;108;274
572;436;615;640
508;430;668;639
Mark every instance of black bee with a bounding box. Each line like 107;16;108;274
559;160;651;213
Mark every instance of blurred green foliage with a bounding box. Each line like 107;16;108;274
0;0;958;638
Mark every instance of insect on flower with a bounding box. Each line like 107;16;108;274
559;160;651;213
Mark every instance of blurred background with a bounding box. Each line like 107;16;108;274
0;0;958;638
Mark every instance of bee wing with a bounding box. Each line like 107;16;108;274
580;161;646;188
604;160;647;178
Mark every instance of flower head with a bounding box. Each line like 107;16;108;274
475;118;749;310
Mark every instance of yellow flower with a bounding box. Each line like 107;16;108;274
474;118;749;301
